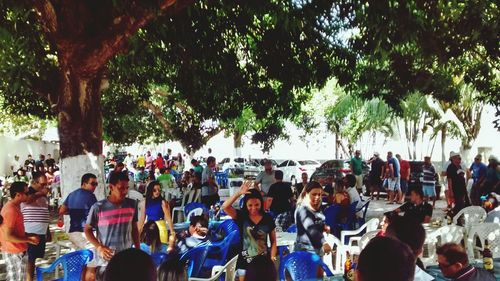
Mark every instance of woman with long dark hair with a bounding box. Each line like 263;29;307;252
222;181;277;281
138;181;175;252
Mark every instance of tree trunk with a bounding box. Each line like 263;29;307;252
233;131;243;157
334;133;339;159
440;126;447;170
58;70;107;201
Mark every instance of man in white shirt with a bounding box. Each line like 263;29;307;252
254;159;276;195
344;174;364;217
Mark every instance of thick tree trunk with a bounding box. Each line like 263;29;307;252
233;131;243;157
441;127;447;170
58;71;107;201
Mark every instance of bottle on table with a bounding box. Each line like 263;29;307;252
483;240;494;273
344;251;355;281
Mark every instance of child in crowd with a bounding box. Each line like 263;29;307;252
176;215;209;255
140;221;167;254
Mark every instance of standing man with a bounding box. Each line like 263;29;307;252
84;171;140;280
10;155;22;176
386;152;402;204
266;170;295;230
468;154;487;185
45;154;56;169
422;156;438;208
21;172;50;281
191;159;204;175
35;154;46;173
254;159;276;195
58;173;98;281
367;152;384;200
0;182;40;281
396;154;410;198
201;156;219;208
294;172;309;198
350;150;364;194
447;152;468;214
24;154;36;176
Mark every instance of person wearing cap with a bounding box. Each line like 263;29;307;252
447;152;469;214
367;152;385;200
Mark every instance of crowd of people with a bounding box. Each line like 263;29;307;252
0;148;499;281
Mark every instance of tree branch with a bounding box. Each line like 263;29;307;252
33;0;58;49
78;0;194;75
142;100;174;136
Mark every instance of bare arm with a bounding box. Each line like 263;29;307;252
222;180;252;219
138;200;146;234
162;200;176;252
269;229;277;261
58;204;69;216
131;223;140;249
3;227;38;244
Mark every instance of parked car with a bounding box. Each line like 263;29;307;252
277;160;321;183
250;158;279;167
408;161;442;199
218;157;261;179
310;159;371;187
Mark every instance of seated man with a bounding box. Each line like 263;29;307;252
176;215;209;255
393;188;433;223
386;217;435;281
356;236;415;281
437;243;495;281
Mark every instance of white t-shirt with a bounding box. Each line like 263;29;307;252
346;187;363;217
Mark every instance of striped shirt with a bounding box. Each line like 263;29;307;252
21;187;50;235
422;164;436;185
86;198;138;266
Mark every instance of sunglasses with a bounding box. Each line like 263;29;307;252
90;182;98;186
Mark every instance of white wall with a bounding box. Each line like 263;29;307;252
0;135;59;176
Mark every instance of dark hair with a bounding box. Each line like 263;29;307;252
274;170;284;180
81;173;97;186
0;215;3;225
245;255;277;281
159;167;167;174
385;218;426;257
305;181;322;193
116;162;125;168
157;259;188;281
10;181;27;198
32;171;46;182
109;171;129;185
104;248;156;281
145;181;163;206
191;159;197;165
189;214;209;228
207;156;216;165
345;174;356;188
242;189;265;216
140;221;162;253
411;188;424;199
357;237;415;281
436;243;469;266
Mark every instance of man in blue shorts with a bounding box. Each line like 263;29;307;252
422;156;437;208
387;152;402;204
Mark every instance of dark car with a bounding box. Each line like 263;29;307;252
407;161;441;198
310;160;351;185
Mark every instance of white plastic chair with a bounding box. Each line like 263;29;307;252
172;188;199;222
323;234;346;275
358;231;379;250
452;206;487;228
466;222;500;259
189;255;238;281
341;218;380;247
422;225;465;266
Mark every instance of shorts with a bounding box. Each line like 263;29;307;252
422;184;436;197
3;252;27;281
68;232;97;267
27;234;46;262
400;179;408;194
387;177;401;191
355;175;363;190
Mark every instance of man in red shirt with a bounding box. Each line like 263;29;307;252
396;154;411;203
0;182;40;281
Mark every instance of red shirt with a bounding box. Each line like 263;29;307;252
155;156;165;169
400;160;410;179
0;201;28;253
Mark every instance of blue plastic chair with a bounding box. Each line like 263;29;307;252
215;172;228;188
180;243;211;277
203;230;240;269
215;219;239;236
323;204;341;231
279;251;334;281
287;224;297;233
184;202;208;221
355;200;371;227
151;252;170;267
36;249;93;281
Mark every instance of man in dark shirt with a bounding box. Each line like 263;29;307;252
394;188;433;224
437;243;495;281
367;152;385;200
266;170;294;215
447;152;468;214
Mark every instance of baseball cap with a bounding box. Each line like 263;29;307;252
450;152;460;158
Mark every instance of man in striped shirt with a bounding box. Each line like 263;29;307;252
85;171;140;281
422;156;437;208
21;172;50;281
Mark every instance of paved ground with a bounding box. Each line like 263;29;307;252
0;196;449;280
